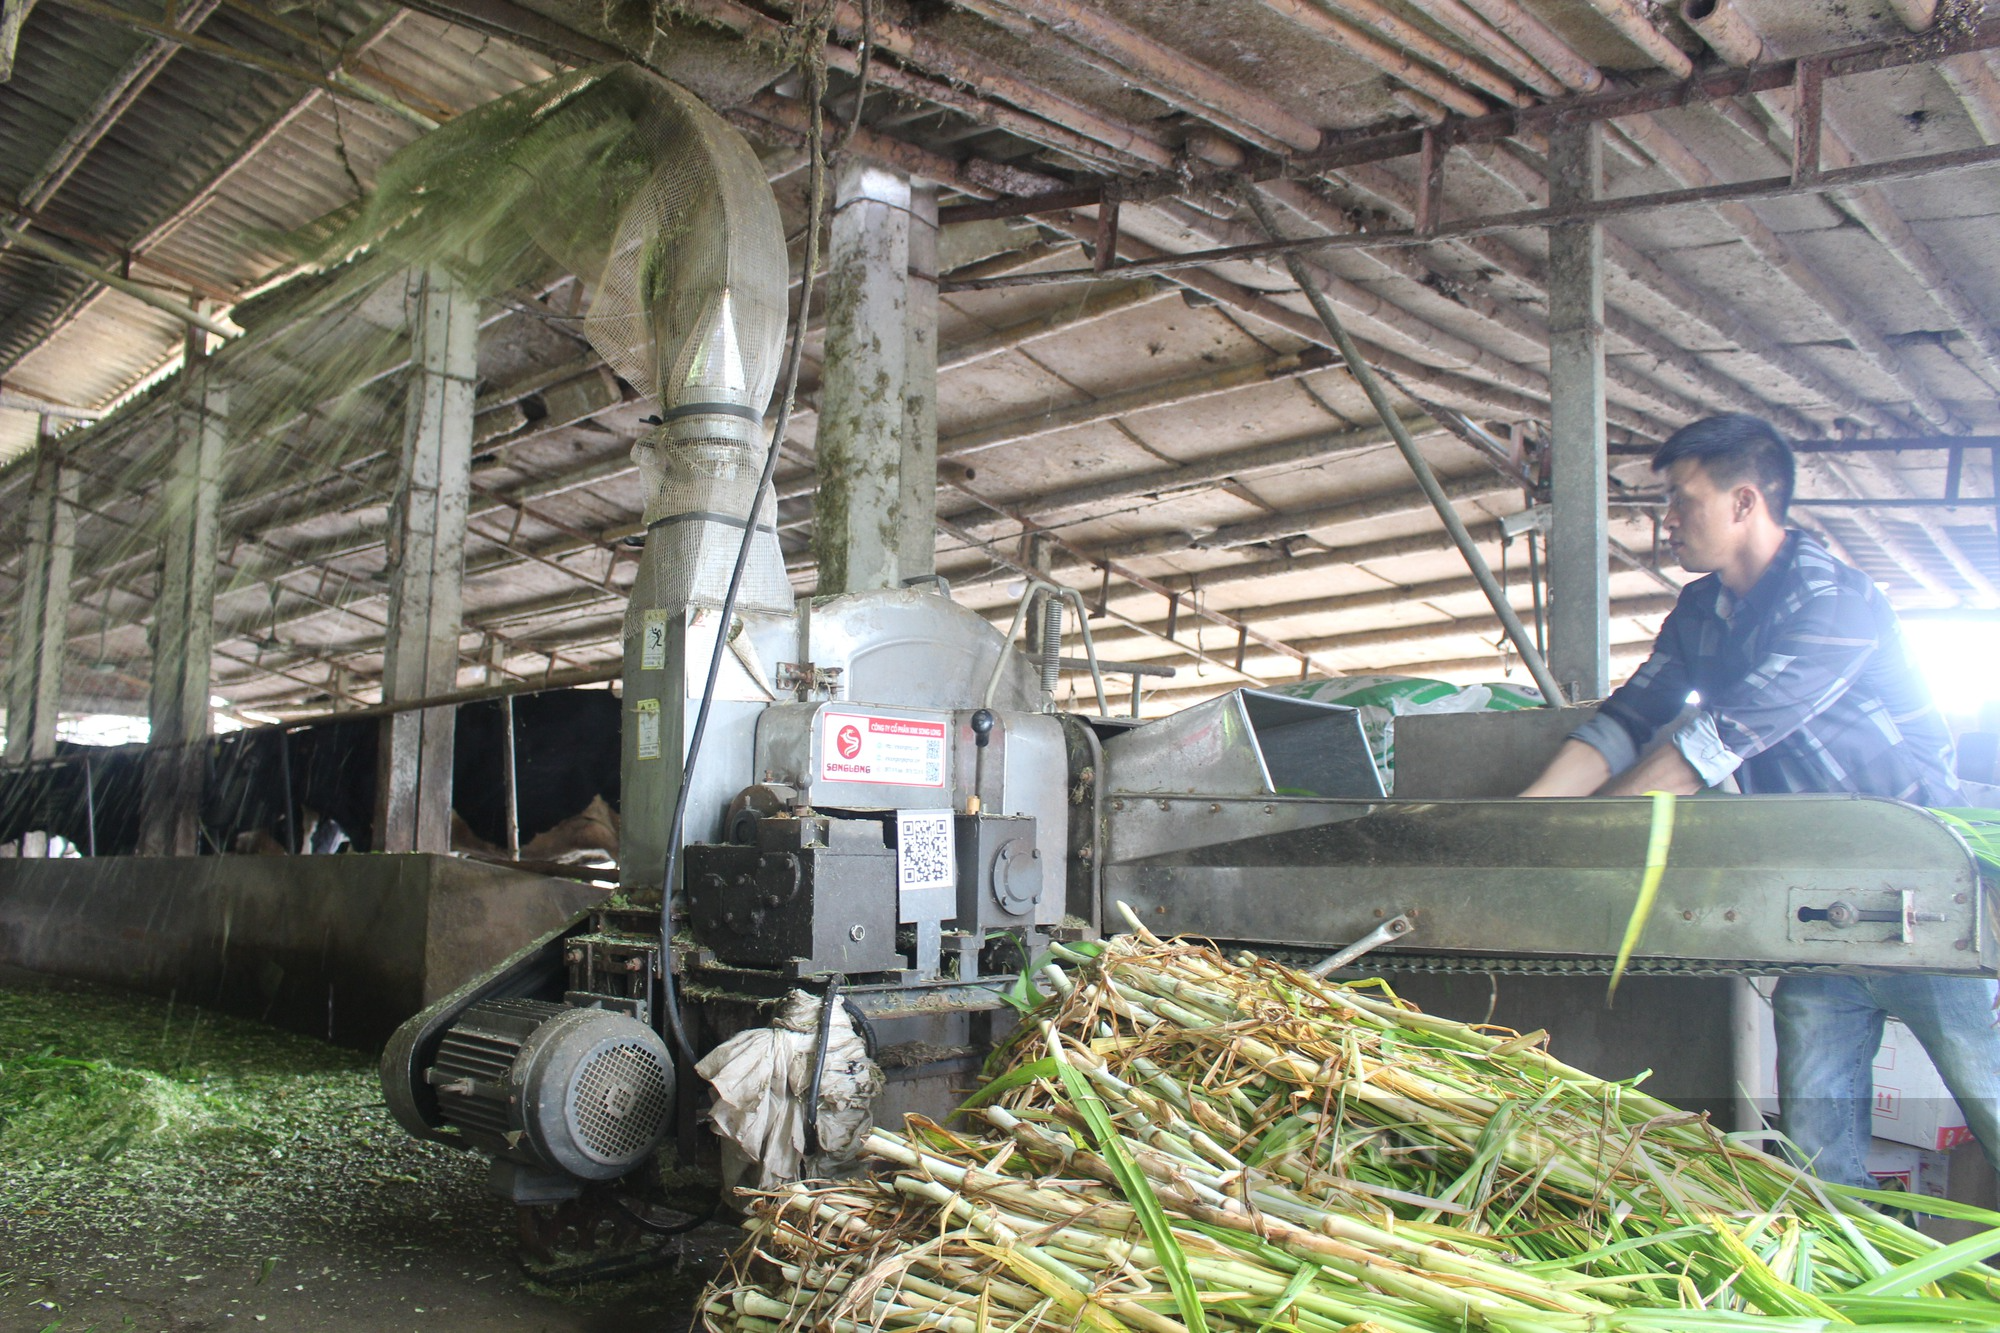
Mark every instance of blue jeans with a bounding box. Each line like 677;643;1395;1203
1773;972;2000;1187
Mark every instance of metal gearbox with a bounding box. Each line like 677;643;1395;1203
750;700;1072;930
683;809;1049;979
955;813;1042;930
685;814;903;975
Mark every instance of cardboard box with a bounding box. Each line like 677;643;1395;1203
1872;1019;1974;1152
1865;1137;1953;1198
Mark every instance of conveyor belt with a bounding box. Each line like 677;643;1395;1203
1106;794;1993;975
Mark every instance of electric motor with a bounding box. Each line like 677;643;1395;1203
425;998;674;1181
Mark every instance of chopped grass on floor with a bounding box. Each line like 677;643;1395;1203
0;976;728;1330
0;979;486;1260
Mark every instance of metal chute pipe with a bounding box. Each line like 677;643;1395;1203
652;63;832;1067
1245;188;1567;708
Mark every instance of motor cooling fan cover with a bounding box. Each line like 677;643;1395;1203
431;1001;675;1181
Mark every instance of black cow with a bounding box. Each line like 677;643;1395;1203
1;687;621;859
202;717;377;853
451;690;621;857
0;741;145;854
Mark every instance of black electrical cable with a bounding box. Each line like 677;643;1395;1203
802;975;842;1156
611;1193;718;1237
832;0;873;154
842;997;877;1062
654;38;834;1069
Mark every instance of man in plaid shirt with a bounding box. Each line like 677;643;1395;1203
1521;413;1998;1187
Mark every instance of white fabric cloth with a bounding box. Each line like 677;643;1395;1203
694;989;883;1191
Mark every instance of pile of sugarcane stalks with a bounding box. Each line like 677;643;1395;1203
701;921;2000;1331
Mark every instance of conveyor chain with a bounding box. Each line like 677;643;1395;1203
1349;954;1847;979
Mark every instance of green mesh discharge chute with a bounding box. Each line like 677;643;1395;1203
207;63;792;610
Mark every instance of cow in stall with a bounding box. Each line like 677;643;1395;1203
0;730;362;857
0;741;145;855
449;690;622;864
207;716;377;855
0;687;621;861
207;687;620;860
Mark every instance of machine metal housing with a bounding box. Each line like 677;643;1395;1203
685;813;904;975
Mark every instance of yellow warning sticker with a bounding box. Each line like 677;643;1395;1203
635;697;662;760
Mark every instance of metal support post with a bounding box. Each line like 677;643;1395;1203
900;184;940;584
1991;448;2000;579
500;692;520;858
1547;122;1611;701
376;266;476;853
815;161;912;595
140;331;226;856
487;638;519;858
5;421;77;769
5;420;79;856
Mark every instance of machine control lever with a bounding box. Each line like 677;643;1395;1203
1305;913;1415;978
967;709;994;815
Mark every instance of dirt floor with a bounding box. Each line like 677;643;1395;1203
0;968;735;1332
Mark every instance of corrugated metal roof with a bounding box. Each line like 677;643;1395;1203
1;0;1997;722
0;3;554;465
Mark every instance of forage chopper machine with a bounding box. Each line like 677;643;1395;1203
380;73;1993;1210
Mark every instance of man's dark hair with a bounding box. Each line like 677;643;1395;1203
1651;414;1796;520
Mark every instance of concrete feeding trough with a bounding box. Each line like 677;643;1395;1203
0;854;610;1047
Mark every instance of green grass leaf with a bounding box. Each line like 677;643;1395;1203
1046;1032;1208;1333
1253;1261;1321;1333
1930;808;2000;877
1827;1182;2000;1228
950;1057;1058;1117
1608;790;1676;1007
1845;1225;2000;1298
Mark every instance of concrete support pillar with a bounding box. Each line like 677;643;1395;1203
899;186;940;584
375;267;476;853
5;422;78;773
1546;123;1611;701
815;161;913;595
140;337;226;856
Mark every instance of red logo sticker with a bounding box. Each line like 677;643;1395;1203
836;724;864;760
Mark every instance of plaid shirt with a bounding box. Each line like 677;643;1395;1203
1571;530;1962;804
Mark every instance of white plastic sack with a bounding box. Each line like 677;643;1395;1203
694;989;884;1191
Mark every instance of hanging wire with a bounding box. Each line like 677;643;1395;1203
832;0;875;154
1192;578;1206;676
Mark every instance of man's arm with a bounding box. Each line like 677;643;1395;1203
1519;739;1611;797
1597;739;1704;796
1521;736;1707;798
1521;602;1697;796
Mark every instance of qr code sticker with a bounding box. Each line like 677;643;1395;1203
896;809;956;893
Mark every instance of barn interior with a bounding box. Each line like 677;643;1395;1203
3;0;2000;1328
